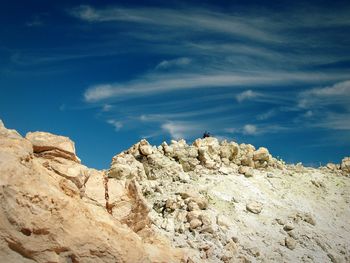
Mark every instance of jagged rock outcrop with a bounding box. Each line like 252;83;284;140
341;157;350;175
0;121;188;263
26;131;81;163
108;138;350;262
1;120;349;263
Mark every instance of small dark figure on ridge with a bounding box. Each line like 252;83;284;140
203;131;211;138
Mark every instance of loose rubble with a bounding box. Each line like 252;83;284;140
106;137;350;262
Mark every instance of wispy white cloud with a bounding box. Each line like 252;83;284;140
156;57;191;69
84;71;349;102
298;80;350;109
236;90;260;102
70;5;280;43
225;123;290;136
243;124;257;135
295;80;350;131
311;112;350;131
257;109;276;120
107;119;123;131
139;105;234;122
102;104;113;112
85;85;115;102
68;4;350;145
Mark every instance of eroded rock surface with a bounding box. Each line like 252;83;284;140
0;121;188;263
1;121;349;263
107;137;350;262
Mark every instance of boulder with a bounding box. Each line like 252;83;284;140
285;237;297;250
189;218;202;229
109;152;146;180
194;137;221;169
253;147;270;162
238;166;254;177
26;131;80;163
220;141;239;161
139;139;154;156
164;140;199;172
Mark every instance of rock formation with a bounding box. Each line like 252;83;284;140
0;121;187;263
0;120;349;262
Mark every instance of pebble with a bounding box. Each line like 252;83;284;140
283;222;295;231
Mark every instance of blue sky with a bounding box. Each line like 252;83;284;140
1;0;350;169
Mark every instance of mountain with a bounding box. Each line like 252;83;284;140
0;120;349;262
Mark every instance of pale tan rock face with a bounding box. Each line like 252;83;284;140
1;120;350;263
108;153;146;180
0;122;187;263
25;131;81;163
26;131;76;154
341;157;350;174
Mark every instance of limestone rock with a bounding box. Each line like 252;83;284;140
0;121;33;161
189;218;202;229
26;131;80;163
139;139;154;156
162;140;200;172
194;137;221;169
0;119;22;139
341;157;350;174
109;152;146;180
283;222;295;231
253;147;270;162
238;166;254;177
285;237;297;250
0;122;187;263
83;169;106;206
326;163;339;171
220;141;239;161
2;121;350;263
246;201;263;214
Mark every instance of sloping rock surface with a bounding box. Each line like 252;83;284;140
1;120;349;263
108;138;350;262
0;121;188;263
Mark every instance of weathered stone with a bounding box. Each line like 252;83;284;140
187;210;201;222
109;152;146;180
26;131;80;163
220;141;239;161
2;120;350;263
326;163;339;171
283;222;295;231
139;139;153;156
285;237;297;250
189;196;208;210
189;218;202;229
253;147;270;162
238;166;254;177
340;157;350;174
246;201;263;214
0;122;186;263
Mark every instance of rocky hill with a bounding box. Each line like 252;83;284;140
0;120;349;263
